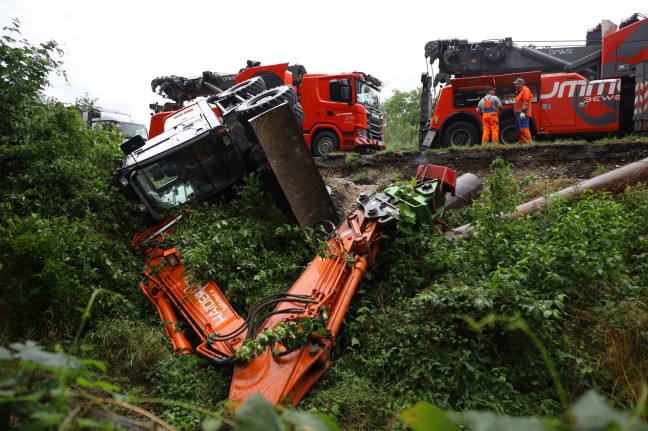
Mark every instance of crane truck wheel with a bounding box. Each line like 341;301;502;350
312;131;339;157
211;76;267;109
442;121;479;147
499;118;519;145
236;86;298;122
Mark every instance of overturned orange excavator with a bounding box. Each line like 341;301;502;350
114;77;458;407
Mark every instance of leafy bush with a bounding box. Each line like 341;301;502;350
166;176;312;310
306;159;648;428
146;354;230;429
82;317;170;377
2;22;647;431
0;21;142;341
382;88;422;150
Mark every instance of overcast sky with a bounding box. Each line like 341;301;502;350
3;1;647;126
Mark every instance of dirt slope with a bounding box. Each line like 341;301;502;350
317;141;648;212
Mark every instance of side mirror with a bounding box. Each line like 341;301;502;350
121;135;146;155
329;78;352;104
340;82;352;104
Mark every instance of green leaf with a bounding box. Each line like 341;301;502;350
569;390;647;431
93;380;120;393
81;358;107;372
30;410;65;426
202;416;223;431
234;394;285;431
458;411;546;431
399;402;459;431
281;409;340;431
10;341;81;369
0;347;13;359
75;418;114;429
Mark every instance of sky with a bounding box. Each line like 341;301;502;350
2;1;647;127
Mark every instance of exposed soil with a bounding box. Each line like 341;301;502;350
317;141;648;213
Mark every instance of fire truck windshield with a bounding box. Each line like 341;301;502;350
356;80;380;110
132;139;237;216
120;122;149;140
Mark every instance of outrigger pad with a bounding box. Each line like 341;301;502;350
248;103;340;228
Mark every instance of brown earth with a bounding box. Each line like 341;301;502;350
316;141;648;213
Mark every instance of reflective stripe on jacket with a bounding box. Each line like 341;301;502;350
514;86;533;116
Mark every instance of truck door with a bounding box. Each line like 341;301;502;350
325;78;356;126
539;75;580;129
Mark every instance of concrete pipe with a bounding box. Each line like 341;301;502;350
453;156;648;236
444;173;483;211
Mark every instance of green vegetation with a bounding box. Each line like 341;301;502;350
382;88;422;150
1;23;647;430
352;171;368;184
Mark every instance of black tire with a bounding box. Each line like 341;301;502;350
293;103;305;124
312;131;339;157
500;118;519;145
442;121;479;147
236;86;298;122
326;185;345;221
211;77;266;109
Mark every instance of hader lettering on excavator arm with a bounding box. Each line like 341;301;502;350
115;75;457;407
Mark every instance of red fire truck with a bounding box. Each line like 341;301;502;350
419;13;648;147
150;62;385;156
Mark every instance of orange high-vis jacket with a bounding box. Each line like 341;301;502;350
514;86;533;116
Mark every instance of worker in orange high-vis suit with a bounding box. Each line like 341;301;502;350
513;77;533;144
476;85;502;145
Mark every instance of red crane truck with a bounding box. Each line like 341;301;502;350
150;61;385;156
419;12;648;148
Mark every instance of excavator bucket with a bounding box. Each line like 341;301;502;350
247;103;340;228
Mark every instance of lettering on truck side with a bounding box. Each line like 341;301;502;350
547;49;573;55
541;79;621;100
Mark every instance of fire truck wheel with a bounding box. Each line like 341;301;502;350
211;76;267;109
443;121;479;147
312;131;339;157
500;118;519;145
236;86;298;122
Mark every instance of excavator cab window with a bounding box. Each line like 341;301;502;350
131;136;241;217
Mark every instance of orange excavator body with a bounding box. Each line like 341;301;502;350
131;165;456;407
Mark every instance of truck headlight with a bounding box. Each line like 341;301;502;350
356;129;368;138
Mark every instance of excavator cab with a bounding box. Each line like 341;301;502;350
115;100;247;220
116;78;340;226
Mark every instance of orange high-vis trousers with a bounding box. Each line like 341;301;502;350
519;128;533;144
481;113;499;144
